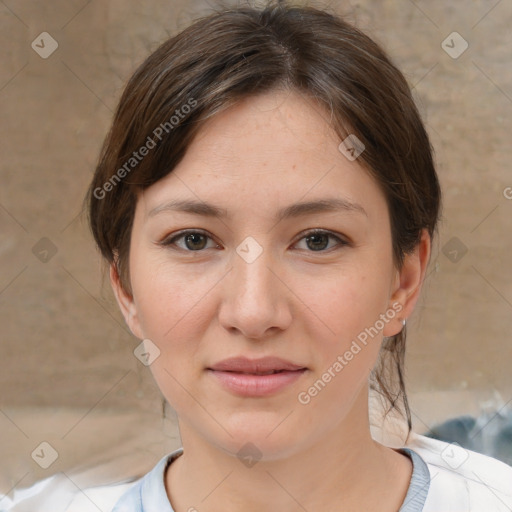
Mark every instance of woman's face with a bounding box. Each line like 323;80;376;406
113;89;423;459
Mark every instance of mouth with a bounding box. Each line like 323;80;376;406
207;355;307;374
206;357;308;396
218;369;293;375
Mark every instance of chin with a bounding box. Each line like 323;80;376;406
214;421;308;462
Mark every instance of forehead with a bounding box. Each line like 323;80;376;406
135;89;388;227
191;89;340;163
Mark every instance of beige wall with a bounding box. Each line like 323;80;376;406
1;0;511;491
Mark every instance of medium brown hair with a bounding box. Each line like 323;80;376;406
84;0;442;439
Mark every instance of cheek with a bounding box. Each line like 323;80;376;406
131;263;216;410
130;256;216;358
297;264;390;347
294;272;388;417
298;259;391;369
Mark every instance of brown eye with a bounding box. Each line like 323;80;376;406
295;229;348;252
305;232;330;251
161;230;216;251
182;232;208;250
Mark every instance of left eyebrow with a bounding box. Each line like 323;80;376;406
276;198;368;221
147;197;368;221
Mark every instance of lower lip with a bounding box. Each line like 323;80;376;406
207;369;307;397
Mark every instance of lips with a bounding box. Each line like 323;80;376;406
207;356;307;374
206;356;308;397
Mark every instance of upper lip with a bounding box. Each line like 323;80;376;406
207;356;307;373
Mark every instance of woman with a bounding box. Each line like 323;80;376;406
85;1;512;510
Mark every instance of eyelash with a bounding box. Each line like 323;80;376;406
159;228;349;253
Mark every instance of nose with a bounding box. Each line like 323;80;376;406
217;244;292;340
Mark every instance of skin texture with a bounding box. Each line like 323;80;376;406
111;89;431;512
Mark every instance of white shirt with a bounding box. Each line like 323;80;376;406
2;430;511;511
110;430;512;511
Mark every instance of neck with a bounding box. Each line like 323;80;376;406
165;385;412;512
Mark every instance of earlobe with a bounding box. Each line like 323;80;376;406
383;229;431;337
109;263;144;339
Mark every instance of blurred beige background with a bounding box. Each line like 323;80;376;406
1;0;511;503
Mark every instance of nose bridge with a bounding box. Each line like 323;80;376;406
233;236;276;305
219;236;290;337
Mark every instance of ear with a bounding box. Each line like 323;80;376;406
383;228;431;337
109;262;145;340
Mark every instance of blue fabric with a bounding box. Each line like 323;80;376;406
397;447;431;511
112;446;430;511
